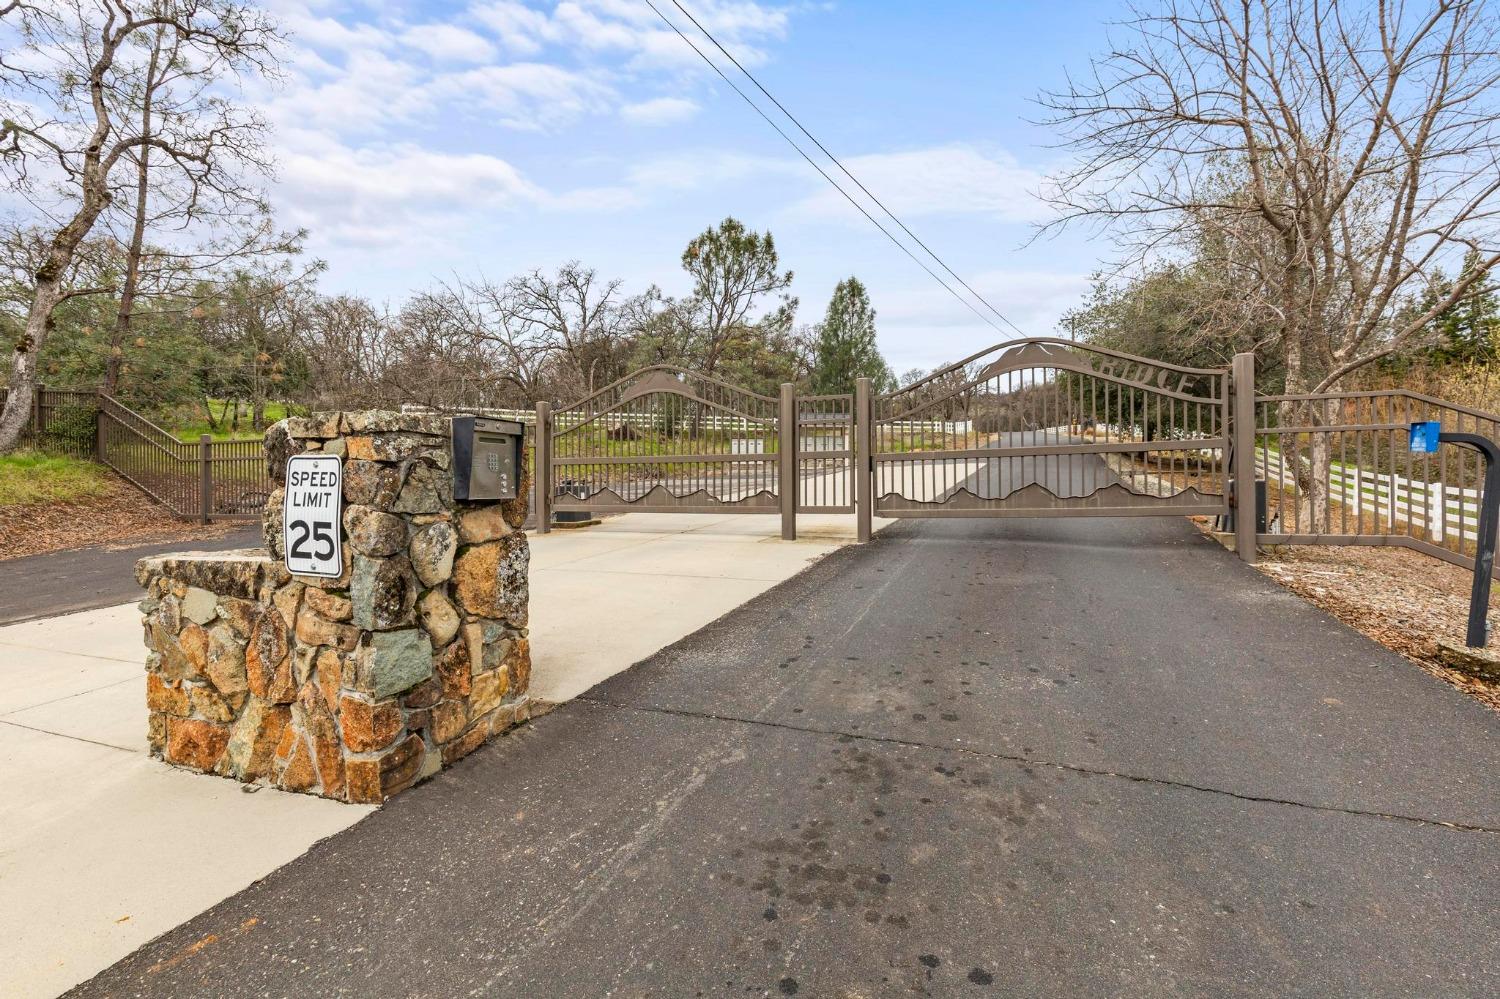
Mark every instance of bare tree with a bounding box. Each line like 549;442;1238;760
410;282;552;407
0;0;282;451
1040;0;1500;527
101;21;302;395
295;294;395;411
505;262;629;398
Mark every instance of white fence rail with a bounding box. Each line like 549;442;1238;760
1256;449;1480;541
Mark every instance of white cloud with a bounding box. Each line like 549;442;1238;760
619;96;700;126
468;0;789;71
401;24;498;64
432;63;617;131
469;1;563;55
276;133;542;249
623;149;802;192
247;2;810;282
788;146;1045;224
876;268;1093;372
267;49;434;133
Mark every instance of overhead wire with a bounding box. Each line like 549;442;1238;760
641;0;1014;339
665;0;1028;339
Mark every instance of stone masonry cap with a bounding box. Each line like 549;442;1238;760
281;411;452;441
134;548;289;596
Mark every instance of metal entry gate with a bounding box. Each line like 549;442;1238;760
534;367;857;538
530;341;1500;581
535;341;1232;538
543;366;780;515
864;339;1231;525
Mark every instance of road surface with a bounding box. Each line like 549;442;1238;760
73;516;1499;997
0;527;260;625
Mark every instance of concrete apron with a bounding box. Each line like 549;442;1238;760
0;510;881;999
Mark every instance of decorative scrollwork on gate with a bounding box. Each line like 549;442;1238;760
550;366;782;511
872;338;1230;516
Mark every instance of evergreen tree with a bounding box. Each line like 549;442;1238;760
811;277;893;394
1427;250;1500;365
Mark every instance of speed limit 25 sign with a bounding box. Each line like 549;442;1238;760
283;453;344;578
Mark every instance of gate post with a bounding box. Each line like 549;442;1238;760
855;377;873;542
1231;352;1257;563
32;382;45;442
534;402;551;535
199;434;213;525
779;383;797;540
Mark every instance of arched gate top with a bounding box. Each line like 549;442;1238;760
554;364;777;426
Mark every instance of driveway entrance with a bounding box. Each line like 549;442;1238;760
534;338;1237;546
74;514;1500;997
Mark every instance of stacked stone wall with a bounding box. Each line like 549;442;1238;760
137;411;532;803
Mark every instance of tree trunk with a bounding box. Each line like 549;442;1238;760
1303;408;1333;534
0;279;66;451
106;151;149;394
105;37;161;396
0;66;116;454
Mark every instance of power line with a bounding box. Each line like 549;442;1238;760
640;0;1012;340
663;0;1028;339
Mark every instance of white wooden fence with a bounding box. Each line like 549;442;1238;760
1256;449;1480;541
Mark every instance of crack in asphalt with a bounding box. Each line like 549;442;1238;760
575;694;1500;835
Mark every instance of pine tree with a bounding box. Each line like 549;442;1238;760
811;277;893;394
1430;249;1500;364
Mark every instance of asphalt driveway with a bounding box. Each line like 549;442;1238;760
0;527;259;625
72;516;1499;997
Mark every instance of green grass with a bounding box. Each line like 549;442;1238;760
0;451;113;506
169;400;302;441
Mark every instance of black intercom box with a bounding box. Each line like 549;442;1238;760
451;416;525;502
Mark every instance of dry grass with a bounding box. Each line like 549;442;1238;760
1364;361;1500;415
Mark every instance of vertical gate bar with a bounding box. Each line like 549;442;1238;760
1231;352;1257;563
1441;404;1450;546
1355;401;1365;533
199;434;213;525
855;377;872;542
1344;411;1356;534
1422;400;1431;540
780;383;796;540
535;402;552;534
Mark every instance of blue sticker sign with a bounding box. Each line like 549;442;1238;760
1409;421;1442;454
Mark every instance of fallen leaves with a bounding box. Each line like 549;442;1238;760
0;474;242;560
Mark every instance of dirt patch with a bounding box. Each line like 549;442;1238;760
0;475;246;560
1239;539;1500;712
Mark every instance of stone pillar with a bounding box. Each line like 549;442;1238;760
136;411;533;803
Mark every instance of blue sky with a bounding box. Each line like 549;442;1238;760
262;1;1124;374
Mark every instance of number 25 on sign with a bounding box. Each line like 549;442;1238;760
284;454;344;578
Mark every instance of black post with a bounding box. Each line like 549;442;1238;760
1439;431;1500;648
